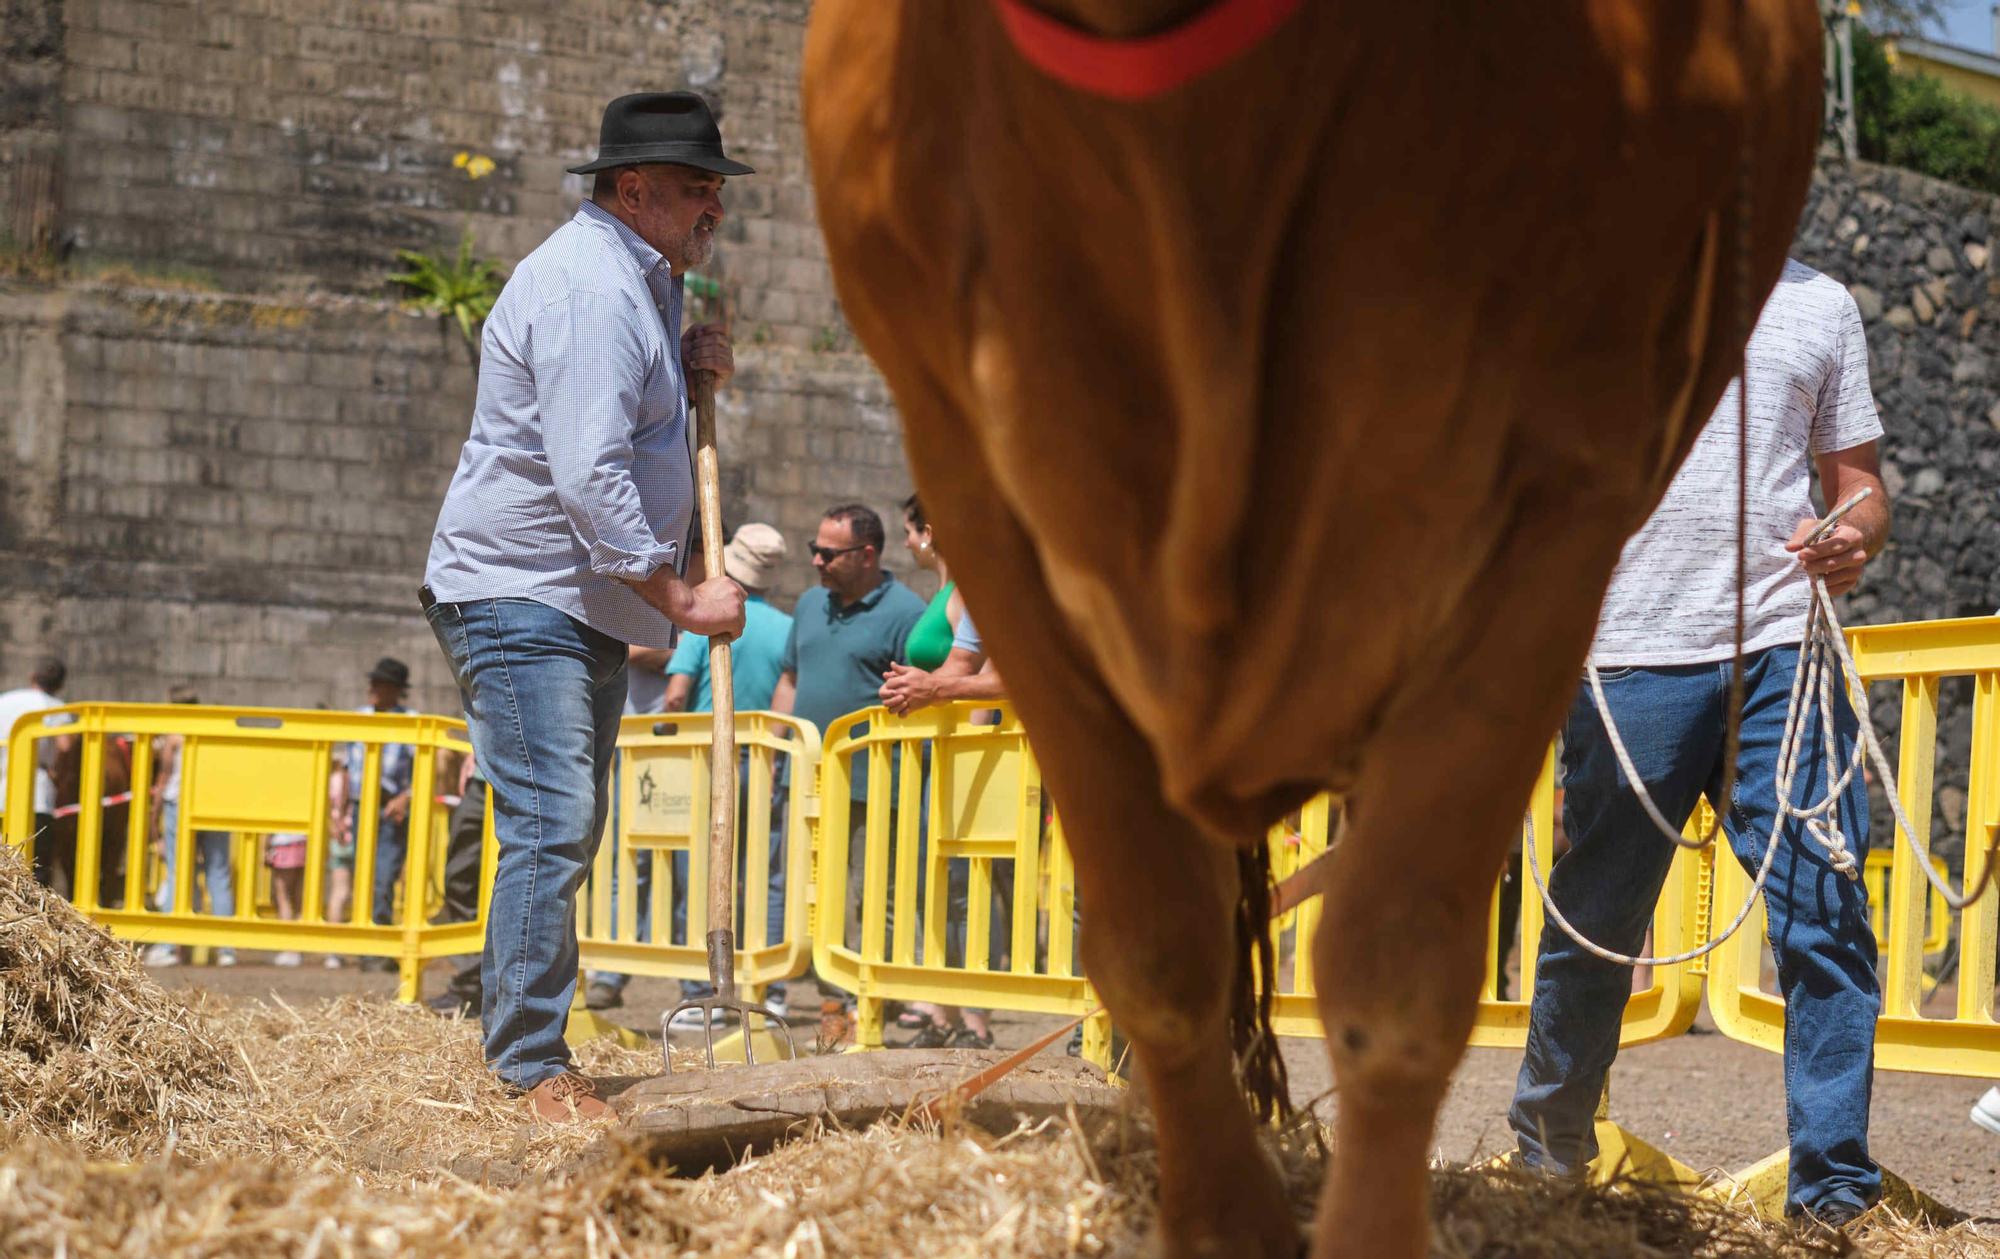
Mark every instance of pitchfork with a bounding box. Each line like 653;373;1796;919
663;361;797;1071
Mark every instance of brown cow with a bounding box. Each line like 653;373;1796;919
803;4;1821;1256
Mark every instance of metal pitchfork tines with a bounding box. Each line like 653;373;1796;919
663;361;798;1073
663;932;798;1068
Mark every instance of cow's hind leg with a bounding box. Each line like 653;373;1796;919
1310;511;1625;1259
877;379;1298;1255
1057;731;1298;1258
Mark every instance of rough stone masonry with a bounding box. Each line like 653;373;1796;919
1793;158;2000;863
0;0;907;716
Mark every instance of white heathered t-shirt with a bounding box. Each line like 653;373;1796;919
1591;260;1883;667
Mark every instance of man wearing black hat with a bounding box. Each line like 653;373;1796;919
423;91;749;1122
329;657;416;957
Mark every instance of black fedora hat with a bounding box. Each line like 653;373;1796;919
567;91;754;177
367;657;411;689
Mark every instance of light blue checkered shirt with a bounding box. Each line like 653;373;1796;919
425;200;694;649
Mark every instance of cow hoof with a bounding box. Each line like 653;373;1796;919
1153;1161;1299;1259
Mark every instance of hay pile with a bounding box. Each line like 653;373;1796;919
3;1111;1996;1258
2;848;1996;1257
159;992;668;1182
0;843;239;1155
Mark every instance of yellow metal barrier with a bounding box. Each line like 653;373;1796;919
814;703;1112;1062
1265;745;1706;1052
209;799;459;930
3;703;492;1002
818;709;1703;1070
577;711;820;989
1707;615;2000;1080
1696;616;2000;1219
1862;847;1951;963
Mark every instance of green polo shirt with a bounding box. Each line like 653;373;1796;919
665;594;792;713
783;572;925;795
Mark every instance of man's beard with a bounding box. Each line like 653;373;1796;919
682;218;717;268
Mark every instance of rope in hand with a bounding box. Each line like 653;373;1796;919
1528;561;2000;969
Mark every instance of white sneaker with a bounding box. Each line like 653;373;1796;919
142;943;181;967
1973;1086;2000;1137
323;955;344;969
667;1006;723;1033
215;948;237;967
272;951;303;968
763;989;788;1020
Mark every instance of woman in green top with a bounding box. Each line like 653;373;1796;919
894;494;994;1049
902;494;964;670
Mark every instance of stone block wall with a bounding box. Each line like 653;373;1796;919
0;0;921;716
1;0;64;252
0;282;916;714
44;0;838;350
1;286;480;712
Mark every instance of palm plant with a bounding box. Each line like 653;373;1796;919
390;226;505;360
391;151;507;383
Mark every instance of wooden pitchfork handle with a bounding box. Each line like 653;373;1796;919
691;367;738;1003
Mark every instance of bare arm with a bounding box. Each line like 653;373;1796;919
664;674;694;712
620;565;745;639
153;735;181;804
329;763;352;839
771;671;797;715
879;648;1006;716
1788;441;1891;598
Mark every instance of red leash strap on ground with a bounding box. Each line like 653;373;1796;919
991;0;1302;101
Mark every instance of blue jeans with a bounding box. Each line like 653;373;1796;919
427;595;626;1089
367;812;410;926
1510;646;1880;1216
155;801;235;917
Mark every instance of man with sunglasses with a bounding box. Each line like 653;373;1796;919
771;504;926;734
771;504;925;1015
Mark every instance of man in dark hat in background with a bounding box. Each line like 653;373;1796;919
329;657;417;963
423;91;748;1121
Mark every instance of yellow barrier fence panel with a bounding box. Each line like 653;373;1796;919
3;704;476;1003
1862;848;1952;962
1962;669;2000;1033
575;711;820;989
813;704;1098;1056
1265;746;1703;1050
813;711;1704;1065
1707;616;2000;1079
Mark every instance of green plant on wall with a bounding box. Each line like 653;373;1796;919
391;151;508;372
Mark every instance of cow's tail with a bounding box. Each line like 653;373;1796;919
1230;843;1291;1124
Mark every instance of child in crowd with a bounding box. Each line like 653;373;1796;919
266;831;307;966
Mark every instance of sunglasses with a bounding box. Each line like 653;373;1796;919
809;543;867;563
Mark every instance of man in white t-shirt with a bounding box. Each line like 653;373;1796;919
1509;260;1891;1227
0;658;71;886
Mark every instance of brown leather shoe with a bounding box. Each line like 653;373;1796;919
816;999;853;1053
523;1072;610;1122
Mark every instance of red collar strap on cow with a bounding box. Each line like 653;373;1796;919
991;0;1302;101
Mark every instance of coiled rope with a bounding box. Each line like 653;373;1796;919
1527;568;2000;968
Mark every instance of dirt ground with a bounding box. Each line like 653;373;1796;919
156;953;2000;1227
